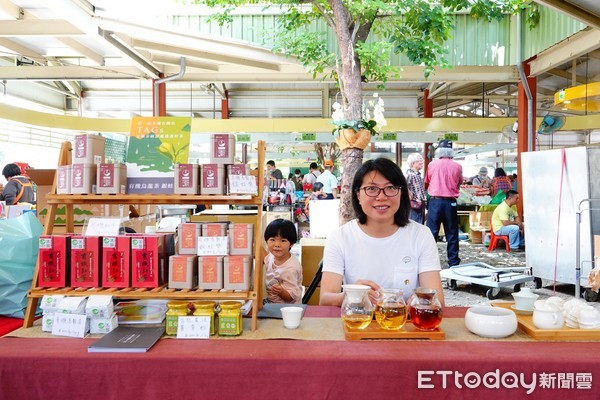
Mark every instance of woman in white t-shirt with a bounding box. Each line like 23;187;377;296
319;158;444;306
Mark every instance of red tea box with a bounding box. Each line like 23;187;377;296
130;234;165;288
71;163;97;194
174;164;199;194
56;165;71;194
101;236;131;288
96;163;127;194
210;133;235;164
73;134;105;164
198;256;224;290
37;235;71;287
223;256;251;290
177;223;201;255
228;223;254;256
200;164;225;195
70;236;102;288
201;222;228;237
168;255;198;289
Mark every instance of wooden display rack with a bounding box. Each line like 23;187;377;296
23;140;266;331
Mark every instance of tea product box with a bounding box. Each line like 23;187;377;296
96;163;127;194
101;236;131;288
177;223;201;255
40;295;66;313
73;134;105;164
226;164;251;177
209;133;235;165
201;222;228;237
228;223;253;256
56;296;88;314
41;312;55;332
71;163;97;194
174;163;199;194
38;235;71;287
223;256;251;290
70;236;102;288
89;312;119;334
85;295;114;319
130;234;165;288
168;255;198;289
198;256;224;290
200;164;225;195
56;165;71;194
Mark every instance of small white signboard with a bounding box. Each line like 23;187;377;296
229;175;258;195
85;217;121;237
176;316;211;339
197;236;229;256
51;314;88;338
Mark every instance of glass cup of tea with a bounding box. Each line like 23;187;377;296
375;288;407;330
408;287;443;331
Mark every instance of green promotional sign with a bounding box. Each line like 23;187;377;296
382;133;397;141
236;134;251;142
444;133;458;141
301;133;317;141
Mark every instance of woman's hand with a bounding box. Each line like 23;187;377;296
354;279;381;305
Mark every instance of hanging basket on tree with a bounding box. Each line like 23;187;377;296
335;128;372;150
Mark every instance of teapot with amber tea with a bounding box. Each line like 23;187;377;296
375;288;407;330
341;284;374;330
408;287;443;331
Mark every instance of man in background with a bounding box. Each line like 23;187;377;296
424;141;463;267
266;160;283;180
302;162;321;187
491;190;525;251
316;160;338;199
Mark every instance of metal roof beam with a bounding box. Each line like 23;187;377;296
0;20;84;36
0;65;147;80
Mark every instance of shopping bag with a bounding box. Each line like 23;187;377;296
0;212;43;317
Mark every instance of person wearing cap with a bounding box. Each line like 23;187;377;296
316;160;338;199
424;143;463;267
472;167;491;189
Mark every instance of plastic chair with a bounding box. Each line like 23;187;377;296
302;259;323;304
488;230;510;252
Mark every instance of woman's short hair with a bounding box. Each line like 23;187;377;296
264;218;298;244
406;153;423;168
2;163;22;179
351;158;410;227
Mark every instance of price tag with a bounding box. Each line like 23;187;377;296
51;314;88;338
85;217;121;237
229;175;258;195
176;316;211;339
197;236;229;256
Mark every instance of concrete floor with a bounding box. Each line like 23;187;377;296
440;242;600;310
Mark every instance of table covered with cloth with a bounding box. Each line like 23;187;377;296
0;306;598;400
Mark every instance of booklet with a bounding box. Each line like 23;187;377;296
88;326;165;353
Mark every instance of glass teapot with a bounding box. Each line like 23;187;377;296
341;284;374;330
375;288;407;330
408;287;443;331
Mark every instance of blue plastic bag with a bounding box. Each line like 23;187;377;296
0;212;43;317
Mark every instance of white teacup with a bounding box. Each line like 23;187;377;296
532;300;564;329
281;306;303;329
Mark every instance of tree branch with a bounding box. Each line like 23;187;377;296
310;1;335;28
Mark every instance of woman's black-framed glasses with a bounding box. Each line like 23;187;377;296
360;185;401;197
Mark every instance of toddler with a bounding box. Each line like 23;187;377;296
264;219;303;304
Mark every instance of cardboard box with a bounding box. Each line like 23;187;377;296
228;223;253;256
198;256;224;290
469;211;493;229
71;163;97;194
223;255;251;290
168;255;198;289
101;236;131;288
174;163;199;194
177;223;201;255
73;134;105;164
38;235;71;287
210;133;235;164
70;236;102;288
470;227;488;244
96;163;127;194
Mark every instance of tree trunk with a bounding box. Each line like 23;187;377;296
329;0;366;225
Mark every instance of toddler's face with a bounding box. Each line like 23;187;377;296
267;235;291;258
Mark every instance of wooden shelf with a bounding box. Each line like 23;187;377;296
23;139;266;331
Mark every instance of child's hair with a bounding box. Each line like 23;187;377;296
312;182;324;192
264;218;297;244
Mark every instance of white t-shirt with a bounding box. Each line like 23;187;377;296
322;219;441;300
264;253;303;304
316;170;338;194
302;170;321;186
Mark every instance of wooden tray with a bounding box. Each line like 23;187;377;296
344;321;445;340
493;302;600;340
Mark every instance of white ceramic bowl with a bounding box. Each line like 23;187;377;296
465;306;518;338
511;288;539;311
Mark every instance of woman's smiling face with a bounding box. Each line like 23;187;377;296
357;171;401;224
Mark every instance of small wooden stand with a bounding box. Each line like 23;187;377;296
344;321;445;340
23;140;266;331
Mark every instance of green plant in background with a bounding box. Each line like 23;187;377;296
188;0;537;224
